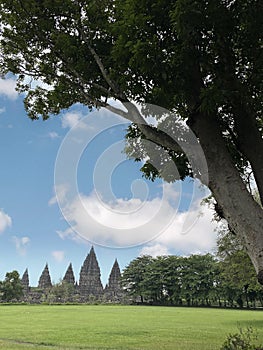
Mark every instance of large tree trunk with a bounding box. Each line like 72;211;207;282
189;112;263;284
234;106;263;204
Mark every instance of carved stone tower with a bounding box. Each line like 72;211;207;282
63;263;75;285
38;263;52;289
78;246;103;298
21;268;30;293
104;259;122;300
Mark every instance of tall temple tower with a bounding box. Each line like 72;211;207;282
78;246;103;298
21;268;30;293
63;263;75;285
104;259;123;300
38;263;52;289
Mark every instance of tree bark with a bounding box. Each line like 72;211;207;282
189;112;263;284
234;106;263;204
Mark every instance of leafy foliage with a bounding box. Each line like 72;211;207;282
0;270;23;302
121;250;263;307
49;280;75;302
221;327;261;350
121;255;153;303
0;0;261;181
216;227;263;308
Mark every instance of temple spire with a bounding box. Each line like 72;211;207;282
104;259;123;301
63;263;75;285
21;268;30;293
78;246;103;299
38;263;52;289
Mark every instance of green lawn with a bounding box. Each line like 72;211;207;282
0;304;262;349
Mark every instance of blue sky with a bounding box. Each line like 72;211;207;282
0;77;218;287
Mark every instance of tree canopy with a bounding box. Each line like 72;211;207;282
0;270;23;302
0;1;262;281
121;251;263;307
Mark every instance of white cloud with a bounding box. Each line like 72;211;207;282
0;209;12;234
61;111;90;130
143;204;218;256
140;243;170;257
12;236;30;256
56;182;218;253
49;184;69;206
52;250;65;263
0;107;6;114
0;78;18;100
56;228;89;245
48;131;59;139
58;190;176;247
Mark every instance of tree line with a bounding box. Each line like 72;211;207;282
1;250;262;307
121;241;263;308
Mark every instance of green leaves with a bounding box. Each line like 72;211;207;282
0;0;115;119
0;270;23;302
121;247;263;307
121;254;219;305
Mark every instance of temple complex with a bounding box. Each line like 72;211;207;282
20;247;123;303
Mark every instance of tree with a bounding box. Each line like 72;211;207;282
48;280;75;303
121;252;263;307
121;254;219;306
121;255;153;303
0;1;262;281
0;270;23;302
217;250;263;308
179;254;217;306
216;226;263;308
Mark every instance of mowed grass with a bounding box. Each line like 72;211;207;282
0;305;263;350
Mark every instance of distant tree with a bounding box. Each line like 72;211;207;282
121;255;153;303
0;271;23;302
185;254;217;306
53;280;75;299
0;0;262;282
48;280;75;303
141;256;174;304
159;255;185;305
216;227;263;308
121;254;219;306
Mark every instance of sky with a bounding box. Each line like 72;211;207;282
0;76;219;287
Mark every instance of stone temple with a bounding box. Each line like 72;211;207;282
21;247;123;303
79;246;104;298
104;259;123;301
63;263;75;285
38;263;52;289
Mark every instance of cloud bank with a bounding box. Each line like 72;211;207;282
52;183;218;254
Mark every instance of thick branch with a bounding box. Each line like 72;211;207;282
105;101;185;155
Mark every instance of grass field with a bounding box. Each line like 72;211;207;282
0;305;263;349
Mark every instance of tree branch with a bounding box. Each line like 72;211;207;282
105;101;185;155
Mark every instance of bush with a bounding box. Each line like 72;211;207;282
221;327;262;350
